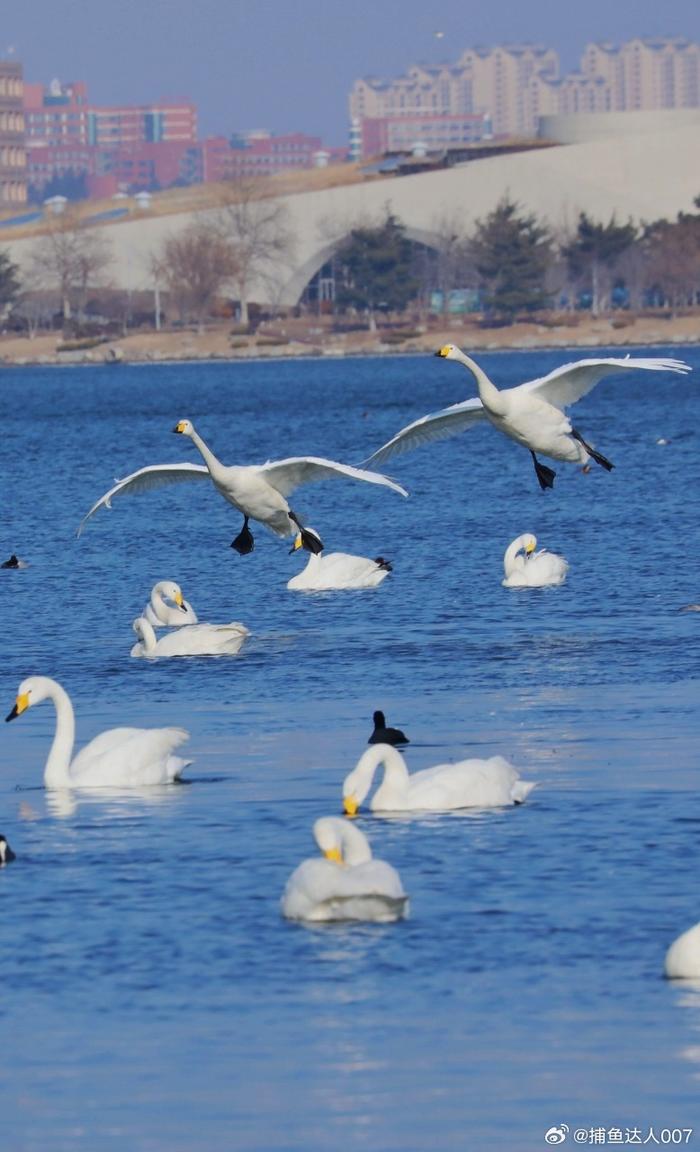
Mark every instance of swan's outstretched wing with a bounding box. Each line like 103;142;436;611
258;457;408;498
520;356;691;410
363;396;486;467
77;462;210;536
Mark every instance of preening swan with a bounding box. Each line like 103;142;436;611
77;419;408;554
0;835;16;865
131;616;249;658
5;676;191;788
144;580;198;626
368;710;409;746
364;346;690;490
665;921;700;980
502;533;568;588
287;527;393;591
281;816;408;923
342;744;536;814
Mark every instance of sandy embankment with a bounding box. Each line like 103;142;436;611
0;312;698;366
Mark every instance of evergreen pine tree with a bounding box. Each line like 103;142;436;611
469;196;553;322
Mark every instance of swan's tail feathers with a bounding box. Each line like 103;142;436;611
530;452;556;490
571;429;614;472
512;780;538;804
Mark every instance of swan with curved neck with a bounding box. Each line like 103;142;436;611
77;419;408;554
342;743;536;814
502;533;568;588
287;528;392;591
131;615;249;658
144;580;198;627
281;816;408;922
5;676;190;788
363;346;690;490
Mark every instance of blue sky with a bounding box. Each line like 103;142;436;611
4;0;699;145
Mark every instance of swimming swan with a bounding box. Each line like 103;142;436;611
5;675;191;788
144;580;198;626
364;346;690;490
287;527;392;591
131;616;249;658
342;744;536;814
0;835;16;864
368;710;409;746
502;533;568;588
281;816;408;922
77;419;408;554
665;921;700;980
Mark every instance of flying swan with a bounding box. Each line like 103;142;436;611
364;346;690;490
665;920;700;980
281;816;408;923
77;419;408;554
287;526;393;591
5;675;191;788
131;616;249;658
342;744;536;814
502;533;568;588
144;580;198;626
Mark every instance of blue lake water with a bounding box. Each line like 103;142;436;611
1;348;699;1151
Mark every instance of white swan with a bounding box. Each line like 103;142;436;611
0;835;16;865
287;527;393;591
77;419;408;554
5;676;191;788
502;533;568;588
144;580;198;626
665;921;700;980
364;346;690;490
342;744;536;815
131;616;249;658
281;816;408;923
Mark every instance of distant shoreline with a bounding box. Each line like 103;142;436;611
1;313;698;366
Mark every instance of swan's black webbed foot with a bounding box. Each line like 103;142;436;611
571;428;614;472
289;512;324;555
231;516;255;555
530;450;556;490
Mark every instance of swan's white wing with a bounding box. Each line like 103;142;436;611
257;457;408;498
77;463;210;536
519;356;691;410
363;396;486;467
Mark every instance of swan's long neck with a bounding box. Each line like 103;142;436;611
354;744;410;803
42;681;76;788
504;536;527;577
340;822;372;866
189;428;225;479
136;618;158;652
151;587;168;622
454;350;506;416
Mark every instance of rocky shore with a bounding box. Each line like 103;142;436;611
1;312;698;366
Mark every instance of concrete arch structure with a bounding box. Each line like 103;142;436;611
4;124;700;307
282;224;442;305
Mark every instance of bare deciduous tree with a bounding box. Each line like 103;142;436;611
30;211;113;329
214;180;294;326
155;219;237;332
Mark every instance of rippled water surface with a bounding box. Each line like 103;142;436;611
2;349;699;1151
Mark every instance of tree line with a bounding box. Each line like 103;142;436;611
2;188;700;337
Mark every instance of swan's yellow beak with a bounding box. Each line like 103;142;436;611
173;421;187;434
5;692;29;722
174;590;184;607
323;847;343;863
526;540;536;554
289;532;303;554
343;795;359;817
435;345;450;358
